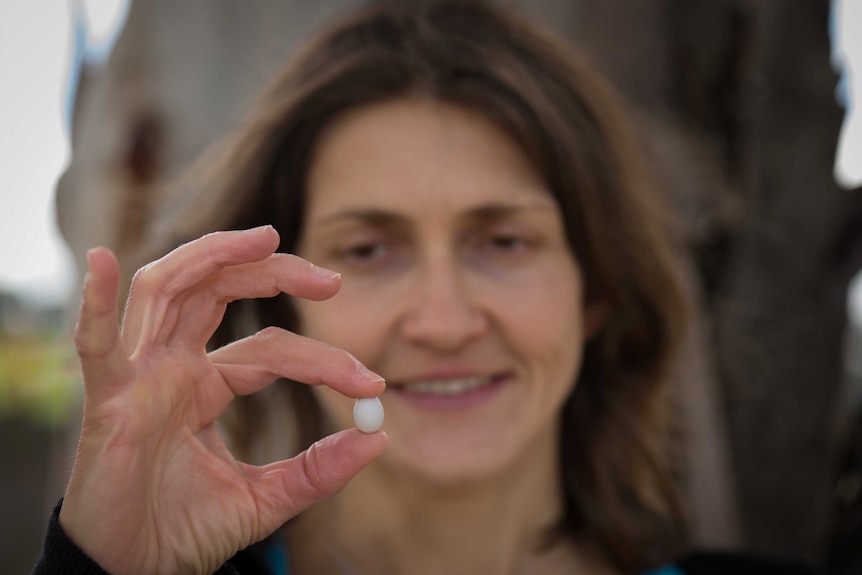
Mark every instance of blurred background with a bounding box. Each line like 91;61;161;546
2;0;861;573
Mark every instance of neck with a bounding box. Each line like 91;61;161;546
287;424;612;575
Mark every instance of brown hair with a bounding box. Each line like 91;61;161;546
155;0;690;570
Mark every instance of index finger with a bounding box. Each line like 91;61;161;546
136;226;281;300
121;226;279;350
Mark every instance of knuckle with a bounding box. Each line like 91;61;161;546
300;442;335;498
129;263;153;291
200;230;227;242
280;253;305;266
274;253;307;279
253;325;284;343
129;262;168;300
338;349;361;372
279;253;319;277
72;320;89;354
73;319;112;358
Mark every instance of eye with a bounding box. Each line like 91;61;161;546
332;232;408;274
463;222;541;268
478;229;535;256
342;241;390;263
488;234;529;252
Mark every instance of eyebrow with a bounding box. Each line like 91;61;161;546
464;202;557;221
313;200;557;227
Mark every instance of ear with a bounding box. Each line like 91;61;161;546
583;300;610;342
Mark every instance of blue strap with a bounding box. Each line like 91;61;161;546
643;565;686;575
264;540;290;575
266;540;680;575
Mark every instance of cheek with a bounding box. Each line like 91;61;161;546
495;263;585;383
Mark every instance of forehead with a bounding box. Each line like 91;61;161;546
304;97;554;219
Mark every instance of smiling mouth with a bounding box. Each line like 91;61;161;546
398;375;499;396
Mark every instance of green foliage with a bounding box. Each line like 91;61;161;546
0;334;78;427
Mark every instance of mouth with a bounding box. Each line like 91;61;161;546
387;373;510;408
400;375;496;396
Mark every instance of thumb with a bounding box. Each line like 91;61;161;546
74;247;131;400
249;429;389;535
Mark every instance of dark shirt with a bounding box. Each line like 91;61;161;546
32;500;818;575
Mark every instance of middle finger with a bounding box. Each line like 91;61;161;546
165;253;341;349
201;327;385;424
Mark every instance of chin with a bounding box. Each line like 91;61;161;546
379;426;529;487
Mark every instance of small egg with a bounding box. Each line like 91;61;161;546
353;397;384;433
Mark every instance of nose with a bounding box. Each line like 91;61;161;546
400;255;488;352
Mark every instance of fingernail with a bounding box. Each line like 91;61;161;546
311;262;341;281
247;224;275;233
356;362;385;384
83;249;100;293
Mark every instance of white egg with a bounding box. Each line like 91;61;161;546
353;397;384;433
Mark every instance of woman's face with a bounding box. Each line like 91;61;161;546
295;97;595;485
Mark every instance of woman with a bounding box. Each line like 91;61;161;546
35;1;697;573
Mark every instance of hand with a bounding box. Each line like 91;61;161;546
59;226;388;575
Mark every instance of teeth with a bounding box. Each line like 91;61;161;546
402;376;493;396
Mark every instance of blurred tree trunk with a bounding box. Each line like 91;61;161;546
708;1;860;559
56;0;862;563
574;0;861;559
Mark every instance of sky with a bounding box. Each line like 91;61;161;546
0;0;128;304
0;0;860;321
